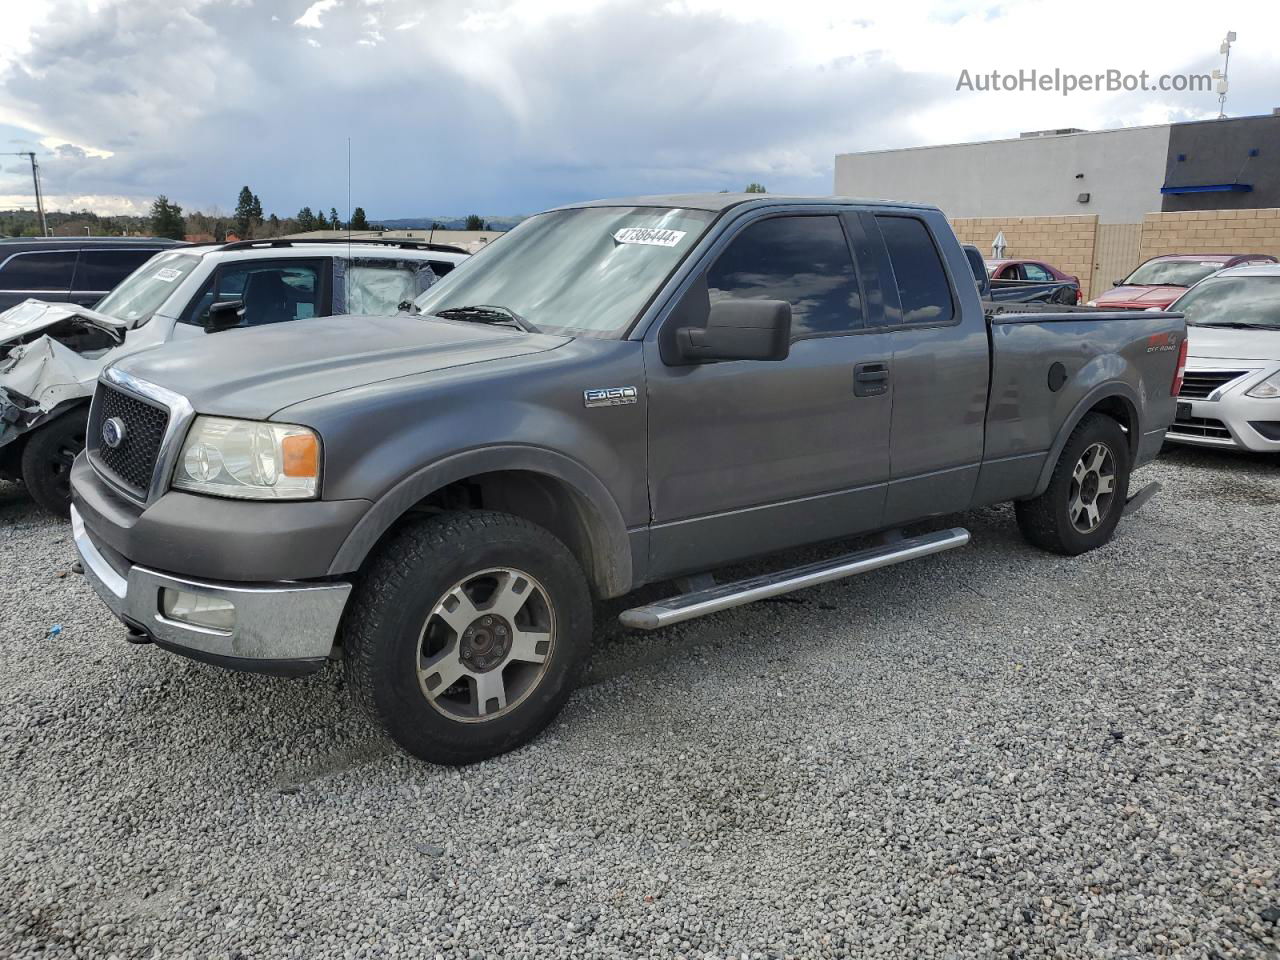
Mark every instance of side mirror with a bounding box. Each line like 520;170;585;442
1114;278;1126;287
206;299;245;333
676;298;790;363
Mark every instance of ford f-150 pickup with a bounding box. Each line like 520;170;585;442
70;194;1186;765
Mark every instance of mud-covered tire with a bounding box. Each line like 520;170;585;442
1015;413;1131;556
20;407;88;517
343;510;592;765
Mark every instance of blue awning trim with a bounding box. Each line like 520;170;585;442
1160;183;1253;195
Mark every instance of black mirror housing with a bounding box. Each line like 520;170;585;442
676;298;791;363
205;299;245;333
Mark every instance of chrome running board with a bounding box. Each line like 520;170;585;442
619;527;970;630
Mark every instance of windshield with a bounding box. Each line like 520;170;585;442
1123;258;1224;288
413;206;714;337
95;251;201;323
1174;276;1280;329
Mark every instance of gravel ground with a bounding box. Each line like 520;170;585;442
1;446;1278;960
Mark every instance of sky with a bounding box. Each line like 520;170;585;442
0;0;1277;220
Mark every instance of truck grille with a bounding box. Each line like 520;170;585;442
1178;370;1247;400
1169;414;1232;440
91;384;170;497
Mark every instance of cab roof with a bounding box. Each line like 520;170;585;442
557;193;939;213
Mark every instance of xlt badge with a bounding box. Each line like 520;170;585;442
583;386;638;408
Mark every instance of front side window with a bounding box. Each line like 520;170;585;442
414;206;714;338
183;261;323;327
94;251;200;323
0;250;77;291
1174;276;1280;330
74;249;160;293
875;216;956;326
707;215;863;338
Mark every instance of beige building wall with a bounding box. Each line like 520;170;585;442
1138;209;1280;260
950;215;1098;298
1093;223;1144;299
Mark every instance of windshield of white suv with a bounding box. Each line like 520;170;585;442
94;251;201;324
1123;259;1224;288
1175;276;1280;330
412;206;714;338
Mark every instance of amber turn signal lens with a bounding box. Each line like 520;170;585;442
281;433;319;478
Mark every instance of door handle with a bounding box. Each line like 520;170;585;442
853;362;890;397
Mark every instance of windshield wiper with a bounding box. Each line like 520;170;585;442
1190;321;1273;329
432;304;539;333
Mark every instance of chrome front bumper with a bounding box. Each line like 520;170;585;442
1168;365;1280;453
72;506;352;674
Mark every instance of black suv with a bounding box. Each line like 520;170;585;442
0;237;184;311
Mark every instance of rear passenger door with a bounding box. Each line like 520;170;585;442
644;211;893;577
69;249;160;306
864;213;989;525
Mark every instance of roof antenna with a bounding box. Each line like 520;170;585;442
347;136;352;260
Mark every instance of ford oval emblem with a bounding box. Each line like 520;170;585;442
102;416;127;449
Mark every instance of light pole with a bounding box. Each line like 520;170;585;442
2;151;49;235
1214;31;1236;120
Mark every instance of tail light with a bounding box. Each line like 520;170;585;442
1171;336;1189;396
1075;287;1083;304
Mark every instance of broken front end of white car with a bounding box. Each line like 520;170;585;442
0;300;132;513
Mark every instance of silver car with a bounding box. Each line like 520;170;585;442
1167;263;1280;452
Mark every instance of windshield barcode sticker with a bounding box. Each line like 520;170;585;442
153;267;182;282
613;227;686;247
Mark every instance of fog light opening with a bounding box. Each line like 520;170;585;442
160;589;236;632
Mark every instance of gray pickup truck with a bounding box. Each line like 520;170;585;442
70;194;1186;764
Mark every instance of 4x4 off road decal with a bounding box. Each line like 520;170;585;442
1146;332;1180;353
583;386;638;408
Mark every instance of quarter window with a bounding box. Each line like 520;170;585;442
0;251;77;291
875;216;955;326
707;215;863;338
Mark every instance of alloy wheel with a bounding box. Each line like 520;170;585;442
1068;442;1116;533
415;567;555;723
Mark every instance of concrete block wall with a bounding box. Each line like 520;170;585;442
1139;209;1280;260
949;215;1098;297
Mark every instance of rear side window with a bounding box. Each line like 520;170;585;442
875;216;955;326
1022;263;1053;282
0;250;77;291
72;249;159;293
707;215;863;338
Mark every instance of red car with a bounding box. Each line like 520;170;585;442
985;258;1082;303
1090;253;1278;310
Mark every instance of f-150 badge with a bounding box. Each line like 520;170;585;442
583;386;638;408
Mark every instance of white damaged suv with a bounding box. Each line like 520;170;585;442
0;238;468;514
1167;263;1280;452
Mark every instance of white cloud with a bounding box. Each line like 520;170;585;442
294;0;339;29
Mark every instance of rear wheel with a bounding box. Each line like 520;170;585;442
1015;413;1131;556
343;510;592;765
21;408;88;517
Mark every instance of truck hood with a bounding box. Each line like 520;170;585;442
1093;285;1184;309
1187;324;1280;362
0;299;127;344
113;313;570;419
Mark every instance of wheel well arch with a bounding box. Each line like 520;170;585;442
1032;387;1141;497
328;448;633;598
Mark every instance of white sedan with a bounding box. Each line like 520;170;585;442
1166;263;1280;452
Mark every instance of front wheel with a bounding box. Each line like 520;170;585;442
1015;413;1131;556
343;510;592;765
21;407;88;517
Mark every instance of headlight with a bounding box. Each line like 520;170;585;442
1246;370;1280;399
172;416;320;500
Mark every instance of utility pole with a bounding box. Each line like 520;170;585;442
1214;31;1236;120
2;151;49;235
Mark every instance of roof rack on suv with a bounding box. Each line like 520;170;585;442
218;237;469;255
